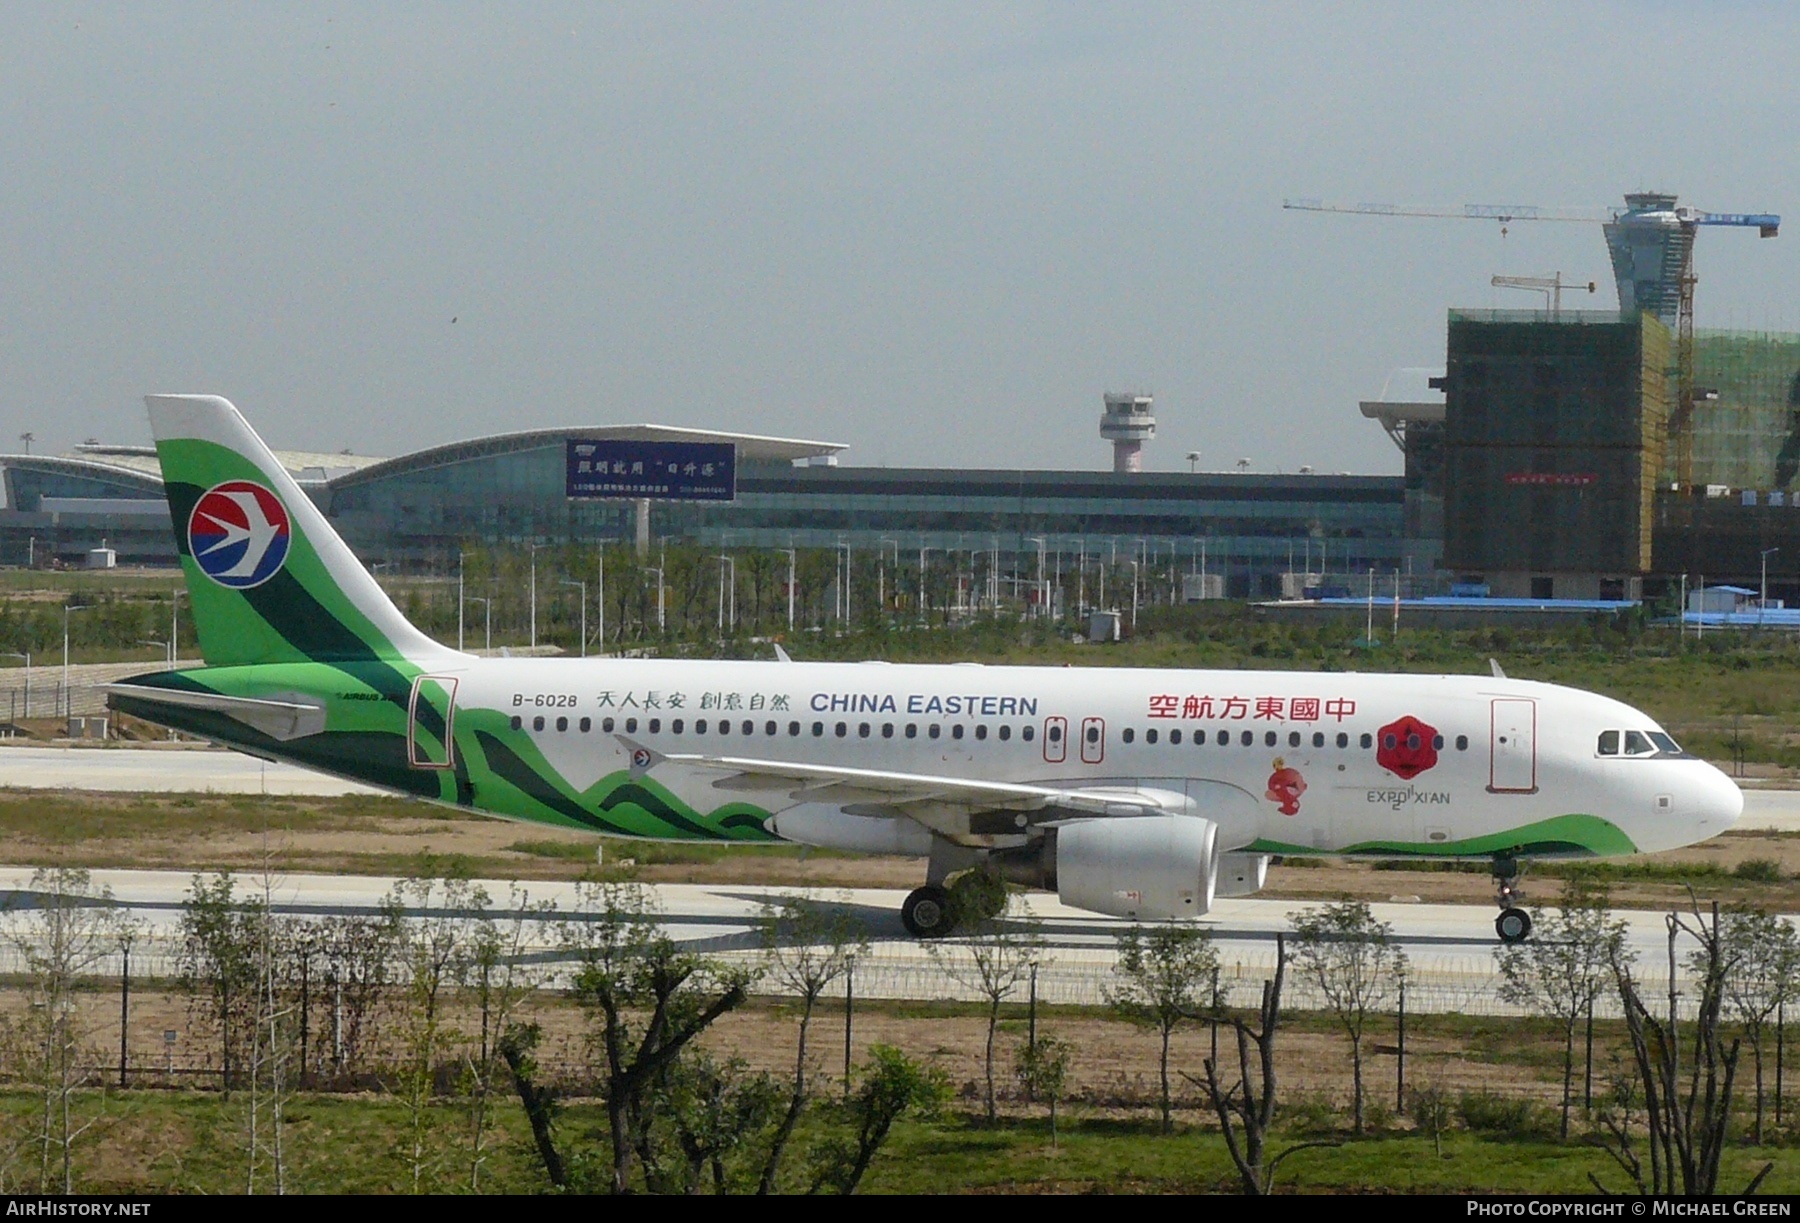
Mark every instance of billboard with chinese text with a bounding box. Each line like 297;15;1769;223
566;440;737;501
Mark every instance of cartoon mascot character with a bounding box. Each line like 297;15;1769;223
1265;757;1307;816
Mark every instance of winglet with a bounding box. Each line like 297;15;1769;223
1489;658;1507;679
616;735;663;778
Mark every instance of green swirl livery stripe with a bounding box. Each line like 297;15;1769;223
1248;813;1638;859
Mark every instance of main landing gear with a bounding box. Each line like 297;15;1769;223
901;885;954;938
1492;854;1532;944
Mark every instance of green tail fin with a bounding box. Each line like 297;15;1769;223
148;394;457;668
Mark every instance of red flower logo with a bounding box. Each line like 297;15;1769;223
1376;715;1439;780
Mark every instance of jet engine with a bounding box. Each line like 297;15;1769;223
1053;814;1219;920
1215;851;1270;898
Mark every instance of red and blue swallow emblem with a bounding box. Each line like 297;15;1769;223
187;481;292;589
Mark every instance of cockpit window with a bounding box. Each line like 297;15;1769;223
1597;730;1620;756
1647;732;1686;756
1622;731;1655;756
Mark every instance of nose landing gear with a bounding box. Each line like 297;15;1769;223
1492;854;1531;944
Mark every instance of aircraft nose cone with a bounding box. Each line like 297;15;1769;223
1691;762;1743;838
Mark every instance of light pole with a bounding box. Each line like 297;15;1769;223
141;639;170;666
1128;560;1140;634
170;588;183;665
0;653;29;720
62;603;93;719
529;545;539;649
467;596;491;653
559;580;588;657
713;555;735;636
645;567;666;633
457;551;466;652
596;545;606;657
1762;548;1780;624
1026;536;1046;619
783;547;796;632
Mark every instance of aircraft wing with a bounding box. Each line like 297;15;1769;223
626;739;1190;837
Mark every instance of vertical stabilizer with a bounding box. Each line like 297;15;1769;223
147;394;458;668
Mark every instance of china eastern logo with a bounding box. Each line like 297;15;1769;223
187;481;292;588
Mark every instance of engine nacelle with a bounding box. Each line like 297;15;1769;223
1055;815;1218;920
1215;851;1270;898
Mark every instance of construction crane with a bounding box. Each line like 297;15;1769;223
1489;273;1596;317
1286;193;1781;485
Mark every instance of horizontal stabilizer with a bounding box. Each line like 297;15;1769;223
106;683;326;741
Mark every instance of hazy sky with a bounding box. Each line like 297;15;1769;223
2;3;1795;476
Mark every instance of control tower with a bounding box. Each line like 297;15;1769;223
1100;392;1156;473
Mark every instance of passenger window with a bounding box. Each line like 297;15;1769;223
1021;725;1033;742
672;719;684;734
952;725;965;740
1123;728;1136;744
1218;730;1229;746
1169;729;1181;745
1048;724;1062;742
603;717;615;733
812;721;824;736
1336;732;1348;749
1432;735;1444;750
647;718;661;734
1240;730;1253;747
1456;735;1468;751
556;716;568;733
882;723;895;739
999;725;1011;741
1597;731;1619;756
931;724;942;740
765;721;777;736
510;716;522;731
858;723;871;738
906;724;918;739
532;716;545;732
1312;732;1324;748
788;721;801;736
625;718;638;733
1624;731;1655;756
697;719;708;734
975;725;988;741
835;722;848;738
1144;728;1157;745
1264;731;1277;747
742;720;754;735
719;720;730;735
1288;731;1300;748
579;717;591;733
1085;725;1099;743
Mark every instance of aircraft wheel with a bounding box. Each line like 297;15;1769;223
1495;907;1532;944
902;885;956;939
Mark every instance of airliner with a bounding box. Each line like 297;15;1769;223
108;395;1743;943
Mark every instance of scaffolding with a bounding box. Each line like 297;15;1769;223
1687;330;1800;490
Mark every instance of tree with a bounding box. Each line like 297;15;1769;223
927;890;1044;1123
1594;901;1770;1196
465;884;555;1192
756;894;868;1193
0;868;135;1193
1107;922;1219;1134
1014;1036;1072;1147
1188;934;1328;1194
1706;908;1800;1145
808;1045;949;1194
1496;878;1627;1139
177;873;262;1096
559;881;752;1194
1290;899;1407;1135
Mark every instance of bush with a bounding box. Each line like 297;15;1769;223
1733;857;1784;883
1277;1090;1341;1135
1457;1090;1556;1138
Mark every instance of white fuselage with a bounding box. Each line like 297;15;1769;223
435;656;1741;859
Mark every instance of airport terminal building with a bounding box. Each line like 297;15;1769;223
0;425;1414;600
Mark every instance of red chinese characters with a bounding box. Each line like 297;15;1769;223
1376;714;1439;780
1144;694;1355;722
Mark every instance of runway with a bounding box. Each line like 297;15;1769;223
0;866;1730;1018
